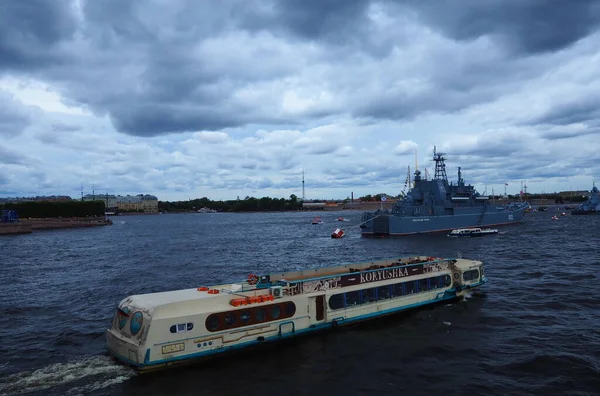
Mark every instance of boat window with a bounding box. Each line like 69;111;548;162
224;313;236;327
361;288;376;304
206;316;219;331
327;274;457;311
392;283;404;297
117;309;129;330
205;302;297;332
345;291;360;306
240;311;252;323
271;305;281;320
130;312;143;336
463;269;480;282
378;286;390;300
329;294;344;310
170;322;194;333
285;302;296;317
255;308;267;322
443;275;452;287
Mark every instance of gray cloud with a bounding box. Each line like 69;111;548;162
401;0;600;54
0;145;27;165
0;0;77;70
0;92;32;136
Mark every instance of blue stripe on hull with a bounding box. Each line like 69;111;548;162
107;286;483;371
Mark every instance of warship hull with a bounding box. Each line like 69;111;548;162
361;205;528;236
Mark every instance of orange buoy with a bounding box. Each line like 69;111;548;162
230;298;244;306
197;286;210;291
207;289;219;294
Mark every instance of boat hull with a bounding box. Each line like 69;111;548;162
361;206;528;235
106;283;482;373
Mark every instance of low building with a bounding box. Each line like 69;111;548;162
83;193;159;213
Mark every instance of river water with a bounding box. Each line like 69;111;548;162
0;210;599;396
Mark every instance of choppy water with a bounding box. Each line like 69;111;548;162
0;210;599;396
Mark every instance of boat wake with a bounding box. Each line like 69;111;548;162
0;355;135;396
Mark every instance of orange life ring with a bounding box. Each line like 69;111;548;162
207;289;219;294
247;274;259;285
197;286;209;291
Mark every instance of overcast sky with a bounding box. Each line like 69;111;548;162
1;0;600;201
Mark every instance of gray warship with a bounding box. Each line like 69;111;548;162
571;183;599;215
360;147;529;235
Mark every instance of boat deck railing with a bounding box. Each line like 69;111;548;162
255;257;458;288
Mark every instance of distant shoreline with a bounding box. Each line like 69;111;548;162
0;217;112;235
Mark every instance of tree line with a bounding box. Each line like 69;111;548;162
0;201;106;218
158;195;304;212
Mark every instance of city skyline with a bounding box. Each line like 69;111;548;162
1;1;600;201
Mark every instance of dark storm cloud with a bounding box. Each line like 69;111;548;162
401;0;600;54
2;0;600;140
236;0;370;42
0;0;76;70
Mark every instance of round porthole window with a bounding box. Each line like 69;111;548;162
130;311;143;336
240;311;251;323
255;308;266;322
285;302;296;316
206;315;219;331
271;305;281;319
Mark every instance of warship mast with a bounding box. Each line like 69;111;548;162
433;146;448;182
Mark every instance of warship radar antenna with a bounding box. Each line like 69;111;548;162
433;146;448;181
457;167;465;186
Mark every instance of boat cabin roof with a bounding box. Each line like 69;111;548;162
120;256;483;317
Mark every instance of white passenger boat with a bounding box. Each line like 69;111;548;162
447;228;498;237
106;256;487;372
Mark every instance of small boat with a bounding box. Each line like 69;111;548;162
337;217;345;222
447;227;498;237
106;255;487;372
331;228;345;238
311;216;323;224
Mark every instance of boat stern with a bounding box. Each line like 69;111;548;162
105;300;152;370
